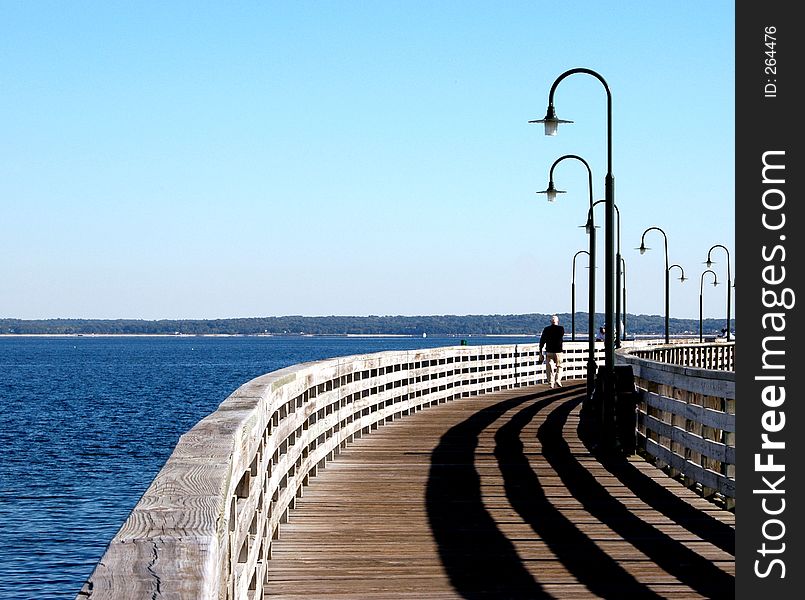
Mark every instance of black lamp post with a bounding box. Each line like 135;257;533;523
705;244;732;341
571;249;590;341
638;226;685;343
532;68;616;397
670;265;688;333
537;153;596;398
620;256;627;341
591;199;623;347
699;269;719;342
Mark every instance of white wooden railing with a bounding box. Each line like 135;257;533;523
78;341;601;600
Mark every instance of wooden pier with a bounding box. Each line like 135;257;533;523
79;343;735;599
264;382;735;599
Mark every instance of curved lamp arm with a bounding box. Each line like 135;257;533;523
705;244;732;281
591;199;620;251
705;243;733;341
530;68;613;174
538;154;595;231
572;250;590;284
638;226;669;270
700;269;719;293
669;264;687;282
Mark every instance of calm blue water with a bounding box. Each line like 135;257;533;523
0;335;529;599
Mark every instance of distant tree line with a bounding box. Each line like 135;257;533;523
0;314;732;337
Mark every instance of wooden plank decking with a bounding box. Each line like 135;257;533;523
264;381;735;599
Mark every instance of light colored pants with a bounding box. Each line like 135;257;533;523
546;352;563;385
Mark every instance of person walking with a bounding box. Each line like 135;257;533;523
539;314;565;388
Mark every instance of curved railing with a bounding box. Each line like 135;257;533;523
616;342;735;509
625;341;735;371
78;341;601;599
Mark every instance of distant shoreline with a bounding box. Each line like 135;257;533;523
0;314;732;338
0;333;712;341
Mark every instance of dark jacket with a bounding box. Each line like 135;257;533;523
539;324;565;353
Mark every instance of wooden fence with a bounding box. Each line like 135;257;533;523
616;342;735;510
626;341;735;371
78;341;602;600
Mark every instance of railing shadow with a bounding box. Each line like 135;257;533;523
427;383;735;600
539;395;735;599
495;383;663;599
594;447;735;556
426;388;567;599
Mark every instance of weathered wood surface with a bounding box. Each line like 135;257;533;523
626;343;735;373
79;343;605;599
642;391;736;433
264;382;735;599
617;344;736;506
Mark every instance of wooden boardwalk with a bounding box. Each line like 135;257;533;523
264;381;735;599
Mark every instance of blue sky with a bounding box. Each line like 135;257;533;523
1;1;735;321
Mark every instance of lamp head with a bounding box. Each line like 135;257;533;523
528;105;573;136
536;181;564;202
637;244;648;255
679;273;688;283
705;259;714;268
